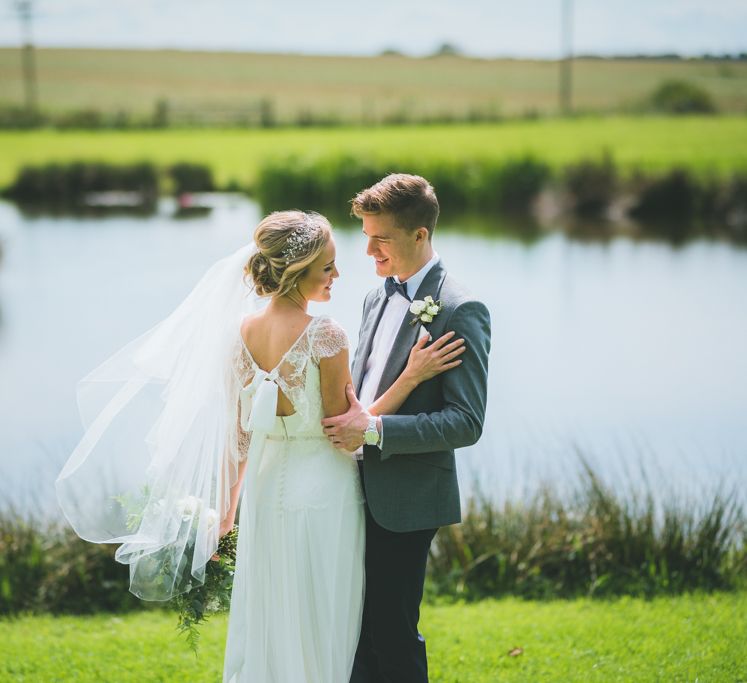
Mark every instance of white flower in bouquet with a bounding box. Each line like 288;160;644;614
205;508;219;530
178;495;203;521
205;595;221;613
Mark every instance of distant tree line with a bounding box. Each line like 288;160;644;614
574;52;747;61
382;47;747;61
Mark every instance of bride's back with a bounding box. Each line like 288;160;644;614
240;309;312;415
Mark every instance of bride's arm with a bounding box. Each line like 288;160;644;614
222;458;247;526
367;331;465;417
319;346;354;418
214;390;251;551
213;455;248;558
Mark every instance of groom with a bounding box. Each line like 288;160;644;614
321;173;491;682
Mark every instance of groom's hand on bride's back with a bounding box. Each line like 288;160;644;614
321;384;368;452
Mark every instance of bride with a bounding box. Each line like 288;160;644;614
55;209;462;683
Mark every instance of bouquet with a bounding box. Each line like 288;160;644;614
112;485;239;654
170;522;238;654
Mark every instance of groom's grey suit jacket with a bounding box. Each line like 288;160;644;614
351;260;491;532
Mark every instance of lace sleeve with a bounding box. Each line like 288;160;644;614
231;334;254;463
310;316;349;364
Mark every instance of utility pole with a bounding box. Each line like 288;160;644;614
560;0;573;115
15;0;38;113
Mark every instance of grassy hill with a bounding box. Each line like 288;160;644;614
2;116;745;190
1;48;746;124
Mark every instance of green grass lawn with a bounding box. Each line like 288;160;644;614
2;592;745;682
1;115;746;191
1;49;746;120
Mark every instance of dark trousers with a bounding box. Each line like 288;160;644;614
350;461;439;683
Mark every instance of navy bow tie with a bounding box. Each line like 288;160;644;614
384;277;410;301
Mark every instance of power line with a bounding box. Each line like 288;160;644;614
15;0;38;112
560;0;573;115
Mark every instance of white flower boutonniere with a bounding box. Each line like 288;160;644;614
409;295;443;326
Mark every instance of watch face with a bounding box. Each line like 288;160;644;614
364;430;378;445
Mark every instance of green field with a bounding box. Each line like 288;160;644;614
1;48;746;122
1;116;746;191
2;592;745;681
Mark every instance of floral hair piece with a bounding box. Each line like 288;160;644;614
280;220;322;265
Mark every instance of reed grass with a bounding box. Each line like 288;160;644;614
2;160;216;207
428;456;746;601
3;161;159;207
255;153;747;241
1;458;743;616
255;154;552;213
0;503;144;616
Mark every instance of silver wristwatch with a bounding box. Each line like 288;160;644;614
363;416;380;446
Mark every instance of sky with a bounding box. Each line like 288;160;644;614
0;0;745;59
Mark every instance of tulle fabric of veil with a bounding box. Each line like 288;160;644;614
55;241;260;601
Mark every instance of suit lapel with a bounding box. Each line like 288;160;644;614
374;260;448;400
352;288;388;394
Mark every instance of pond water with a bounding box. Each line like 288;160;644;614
0;195;745;520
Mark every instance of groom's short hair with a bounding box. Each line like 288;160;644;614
351;173;439;238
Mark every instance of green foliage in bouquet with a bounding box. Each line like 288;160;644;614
169;524;239;656
112;483;153;533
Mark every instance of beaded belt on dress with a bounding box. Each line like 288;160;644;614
265;433;327;442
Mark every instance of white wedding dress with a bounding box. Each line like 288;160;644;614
223;314;366;683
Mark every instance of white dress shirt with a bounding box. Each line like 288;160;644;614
355;252;440;460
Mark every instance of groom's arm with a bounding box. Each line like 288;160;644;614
378;300;491;459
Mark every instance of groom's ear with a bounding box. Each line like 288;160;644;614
414;227;429;243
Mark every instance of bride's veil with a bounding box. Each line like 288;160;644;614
55;241;261;601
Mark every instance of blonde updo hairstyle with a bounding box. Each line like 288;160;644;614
244;210;332;297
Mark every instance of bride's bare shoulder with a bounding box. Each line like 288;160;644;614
240;309;314;355
239;311;263;336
